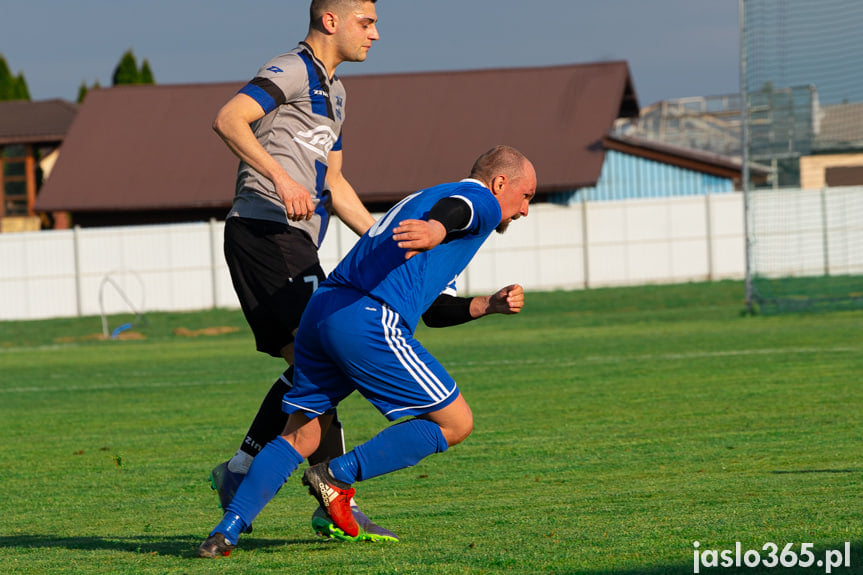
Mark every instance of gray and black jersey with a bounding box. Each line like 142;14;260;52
227;42;346;247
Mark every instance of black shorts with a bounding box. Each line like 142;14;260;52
224;217;326;357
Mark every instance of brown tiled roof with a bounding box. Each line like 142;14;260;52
0;99;77;145
341;61;639;201
36;61;638;213
37;83;241;211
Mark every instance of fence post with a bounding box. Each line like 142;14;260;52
820;188;830;277
740;0;754;313
581;197;591;289
73;225;83;317
209;218;220;309
705;192;715;281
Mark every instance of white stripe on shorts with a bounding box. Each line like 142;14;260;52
381;306;449;401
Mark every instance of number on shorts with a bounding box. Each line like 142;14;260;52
303;275;319;292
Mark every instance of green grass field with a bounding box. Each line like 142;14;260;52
0;281;860;574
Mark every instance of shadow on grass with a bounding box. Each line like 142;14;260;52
0;533;337;559
574;541;861;575
771;468;861;474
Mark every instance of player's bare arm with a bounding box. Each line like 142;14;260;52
326;149;375;236
213;93;315;221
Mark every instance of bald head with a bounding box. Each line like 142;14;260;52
469;145;536;233
469;145;532;187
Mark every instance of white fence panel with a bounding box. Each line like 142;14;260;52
582;196;726;287
0;229;78;320
74;223;216;316
708;194;746;280
825;187;863;276
0;193;757;321
749;187;863;280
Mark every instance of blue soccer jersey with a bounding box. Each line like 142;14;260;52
287;178;502;421
324;179;502;331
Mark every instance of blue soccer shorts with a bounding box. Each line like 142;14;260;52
285;287;460;421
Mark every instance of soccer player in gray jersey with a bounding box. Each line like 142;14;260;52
210;0;393;541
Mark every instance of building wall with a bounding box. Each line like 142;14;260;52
799;153;863;189
553;150;734;203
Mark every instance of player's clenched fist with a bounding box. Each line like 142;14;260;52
488;284;524;315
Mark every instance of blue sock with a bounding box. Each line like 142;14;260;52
329;419;448;484
212;436;303;543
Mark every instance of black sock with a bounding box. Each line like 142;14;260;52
239;367;293;456
240;366;347;467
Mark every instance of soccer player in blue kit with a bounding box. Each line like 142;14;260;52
198;145;536;557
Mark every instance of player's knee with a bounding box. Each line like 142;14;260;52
424;393;473;447
441;408;473;447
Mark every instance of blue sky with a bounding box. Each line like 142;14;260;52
0;1;740;107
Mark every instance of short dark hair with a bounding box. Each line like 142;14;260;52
310;0;377;31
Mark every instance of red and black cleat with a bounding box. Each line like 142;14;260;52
302;462;359;538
